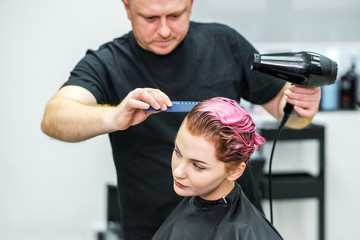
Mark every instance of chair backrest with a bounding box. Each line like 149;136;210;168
106;184;121;225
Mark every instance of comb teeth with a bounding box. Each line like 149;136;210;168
145;101;200;112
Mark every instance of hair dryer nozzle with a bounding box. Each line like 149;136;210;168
251;51;338;87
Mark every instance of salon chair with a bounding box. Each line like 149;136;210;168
96;184;123;240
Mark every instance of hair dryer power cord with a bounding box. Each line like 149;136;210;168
268;103;293;225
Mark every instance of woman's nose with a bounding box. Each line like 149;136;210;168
173;161;187;179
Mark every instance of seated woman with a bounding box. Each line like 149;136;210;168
152;97;283;240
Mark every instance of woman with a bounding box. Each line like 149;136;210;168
152;97;283;240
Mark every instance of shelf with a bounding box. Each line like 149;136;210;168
258;123;325;240
260;173;324;199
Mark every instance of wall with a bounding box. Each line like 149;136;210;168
0;0;359;240
0;1;126;239
192;0;360;43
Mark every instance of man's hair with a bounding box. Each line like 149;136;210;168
184;97;265;171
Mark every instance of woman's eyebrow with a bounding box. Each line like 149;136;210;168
190;159;209;166
174;141;209;166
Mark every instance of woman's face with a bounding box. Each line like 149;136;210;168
171;124;233;200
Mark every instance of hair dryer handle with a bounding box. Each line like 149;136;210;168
279;102;294;128
283;102;294;115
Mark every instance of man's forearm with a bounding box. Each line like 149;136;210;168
41;96;117;142
285;113;313;129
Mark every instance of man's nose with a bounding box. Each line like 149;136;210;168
157;18;171;38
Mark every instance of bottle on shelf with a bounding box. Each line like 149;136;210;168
339;57;358;110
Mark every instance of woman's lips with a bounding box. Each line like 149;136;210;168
174;179;186;188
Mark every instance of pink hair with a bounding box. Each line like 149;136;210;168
185;97;265;170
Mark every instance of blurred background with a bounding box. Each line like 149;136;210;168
0;0;359;239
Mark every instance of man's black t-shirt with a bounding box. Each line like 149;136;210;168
64;22;284;240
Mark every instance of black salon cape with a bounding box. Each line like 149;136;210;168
152;183;283;240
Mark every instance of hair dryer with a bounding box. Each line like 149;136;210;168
251;51;338;225
251;51;338;124
251;51;338;87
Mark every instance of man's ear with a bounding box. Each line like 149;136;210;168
190;0;194;13
226;162;246;182
122;0;131;20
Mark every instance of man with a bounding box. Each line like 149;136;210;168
41;0;321;239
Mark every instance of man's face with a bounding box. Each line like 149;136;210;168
123;0;194;55
171;124;233;201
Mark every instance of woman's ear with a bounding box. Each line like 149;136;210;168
226;162;246;182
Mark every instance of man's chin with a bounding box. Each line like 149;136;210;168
151;46;175;56
147;42;179;55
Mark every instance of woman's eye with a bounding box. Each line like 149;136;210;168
193;162;205;171
174;148;181;157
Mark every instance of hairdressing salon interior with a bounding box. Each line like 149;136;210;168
1;0;360;239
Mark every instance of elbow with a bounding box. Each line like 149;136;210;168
40;114;53;137
41;118;49;135
40;107;59;139
40;113;85;143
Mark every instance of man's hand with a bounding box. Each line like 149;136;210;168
284;85;321;119
263;83;321;129
113;88;173;130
